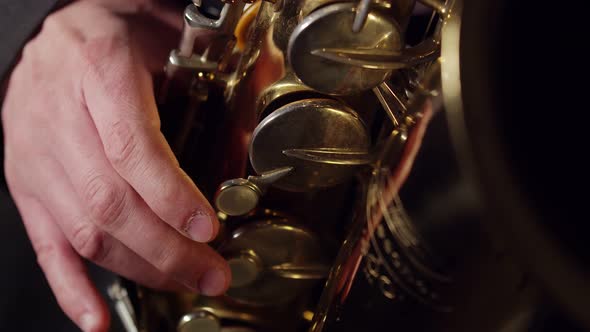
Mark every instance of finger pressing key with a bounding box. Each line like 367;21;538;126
81;41;218;243
46;86;231;293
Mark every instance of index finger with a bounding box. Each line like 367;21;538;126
81;40;218;243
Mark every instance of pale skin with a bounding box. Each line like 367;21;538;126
1;1;231;331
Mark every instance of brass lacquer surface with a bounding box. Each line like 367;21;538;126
113;0;538;331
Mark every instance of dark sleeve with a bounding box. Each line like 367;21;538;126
1;0;63;192
0;0;63;82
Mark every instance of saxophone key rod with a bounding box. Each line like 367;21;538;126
352;0;371;33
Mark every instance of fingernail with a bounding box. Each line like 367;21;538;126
199;268;227;296
185;211;213;242
80;313;98;332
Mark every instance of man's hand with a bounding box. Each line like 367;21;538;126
1;2;230;331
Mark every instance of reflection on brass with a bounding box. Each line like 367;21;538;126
255;72;316;119
249;98;370;191
215;178;262;216
440;0;467;158
235;1;261;51
282;148;375;166
269;263;331;280
112;0;538;331
227;251;263;288
108;282;139;332
219;218;328;305
309;38;440;70
418;0;447;14
177;311;220;332
288;2;402;95
374;81;407;126
214;167;293;216
352;0;372;32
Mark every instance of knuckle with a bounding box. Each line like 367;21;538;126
80;35;130;81
71;224;111;263
34;241;61;270
40;14;63;35
11;44;44;90
79;35;136;106
20;41;38;62
103;120;142;171
82;174;127;229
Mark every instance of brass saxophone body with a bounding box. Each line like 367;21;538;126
106;1;546;331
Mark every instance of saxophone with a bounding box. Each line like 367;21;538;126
105;0;552;331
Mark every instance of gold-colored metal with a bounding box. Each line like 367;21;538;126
218;218;328;306
126;0;437;329
234;1;262;51
288;2;403;95
214;167;293;216
112;0;535;331
215;178;262;216
308;65;439;332
249;98;370;191
309;38;440;71
227;250;263;288
440;0;468;166
177;311;221;332
418;0;447;14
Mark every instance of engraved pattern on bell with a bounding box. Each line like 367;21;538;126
363;166;452;311
359;102;453;311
